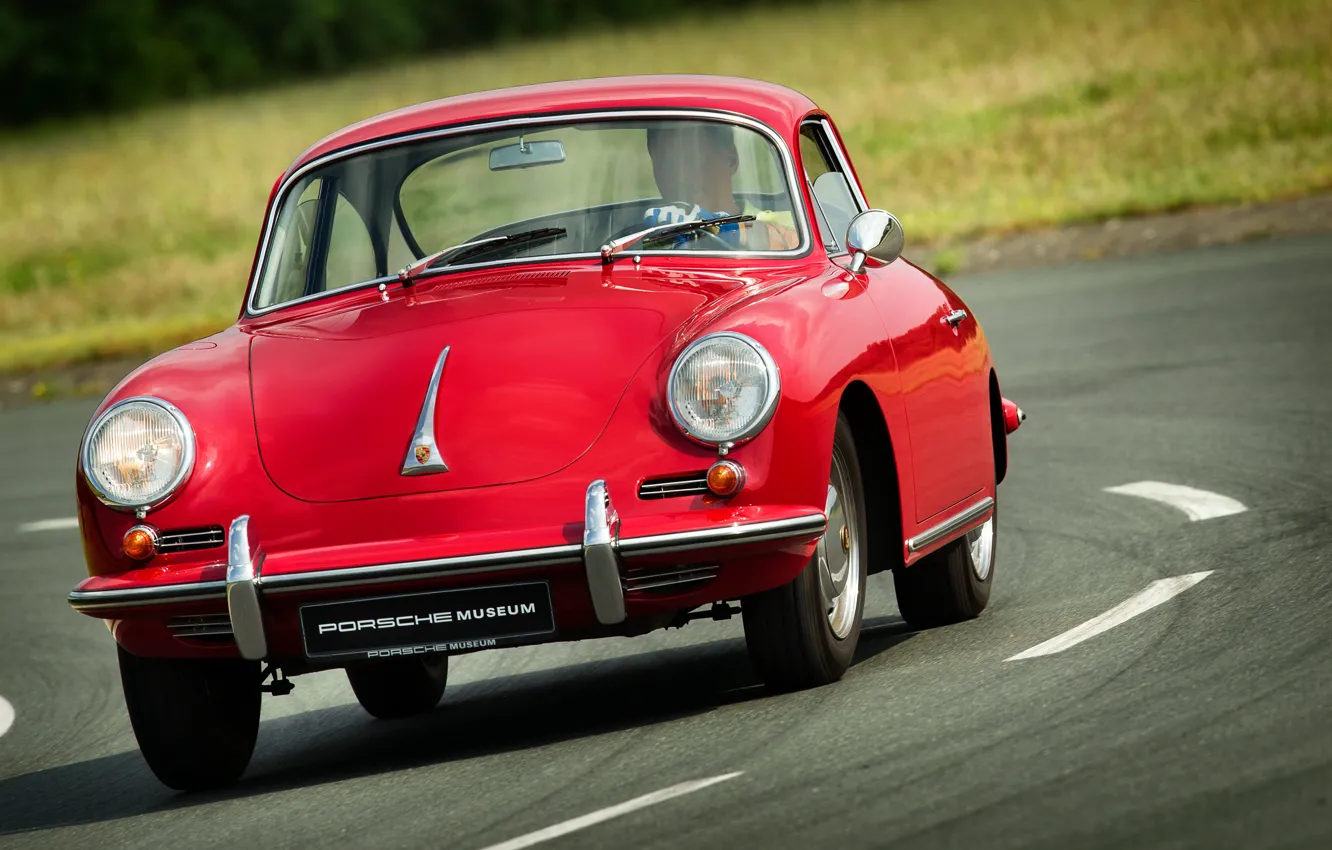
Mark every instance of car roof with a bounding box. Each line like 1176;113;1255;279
288;75;820;174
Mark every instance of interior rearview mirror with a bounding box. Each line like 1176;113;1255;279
845;209;904;274
489;138;566;171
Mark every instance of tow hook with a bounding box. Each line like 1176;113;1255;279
1001;397;1026;435
669;601;741;629
259;664;294;696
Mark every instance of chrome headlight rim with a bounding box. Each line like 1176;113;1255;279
667;331;781;446
81;396;197;512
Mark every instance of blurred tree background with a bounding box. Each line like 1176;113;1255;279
0;0;1327;373
0;0;784;126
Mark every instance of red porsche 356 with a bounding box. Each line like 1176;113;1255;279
68;76;1022;790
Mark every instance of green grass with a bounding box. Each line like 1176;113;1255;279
1;0;1329;372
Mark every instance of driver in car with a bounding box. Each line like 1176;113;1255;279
643;124;800;250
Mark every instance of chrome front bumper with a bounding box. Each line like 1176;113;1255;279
68;480;827;660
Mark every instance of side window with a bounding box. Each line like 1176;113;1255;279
324;194;376;292
254;179;378;309
259;178;322;307
799;123;861;253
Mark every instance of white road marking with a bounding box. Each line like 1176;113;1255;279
478;772;743;850
1006;572;1214;661
1103;481;1247;522
0;696;13;738
17;517;79;533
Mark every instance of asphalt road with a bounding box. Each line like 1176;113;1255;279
1;235;1329;849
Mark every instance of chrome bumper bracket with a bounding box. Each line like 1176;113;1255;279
583;480;627;625
226;515;269;661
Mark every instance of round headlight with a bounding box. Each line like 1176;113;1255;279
82;398;195;510
668;332;780;444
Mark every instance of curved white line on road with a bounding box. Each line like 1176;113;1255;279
1104;481;1247;521
0;696;14;738
18;517;79;533
478;772;743;850
1006;572;1214;661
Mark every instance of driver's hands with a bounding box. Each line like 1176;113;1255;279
642;203;743;248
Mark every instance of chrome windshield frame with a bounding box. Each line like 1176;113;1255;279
245;108;815;317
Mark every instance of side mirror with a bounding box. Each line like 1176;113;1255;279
845;209;904;274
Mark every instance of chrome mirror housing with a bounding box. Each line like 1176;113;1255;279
845;209;904;274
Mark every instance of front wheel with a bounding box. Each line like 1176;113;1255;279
118;646;260;791
742;414;868;691
893;504;996;629
346;655;448;719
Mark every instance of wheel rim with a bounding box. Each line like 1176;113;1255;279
966;515;995;581
817;445;861;640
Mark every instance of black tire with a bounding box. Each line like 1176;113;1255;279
345;655;448;720
893;502;996;629
117;646;260;792
742;414;868;691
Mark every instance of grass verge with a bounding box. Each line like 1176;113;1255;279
1;0;1329;372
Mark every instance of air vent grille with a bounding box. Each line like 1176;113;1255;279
637;472;709;500
622;564;719;594
167;614;233;641
157;526;225;554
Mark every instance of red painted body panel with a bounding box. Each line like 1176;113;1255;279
72;77;1006;667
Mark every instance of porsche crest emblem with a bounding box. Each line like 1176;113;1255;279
414;445;432;465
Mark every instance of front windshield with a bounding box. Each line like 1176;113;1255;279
251;117;804;311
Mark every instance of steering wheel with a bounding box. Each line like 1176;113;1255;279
606;201;739;251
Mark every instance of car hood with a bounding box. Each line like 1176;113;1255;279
250;265;765;502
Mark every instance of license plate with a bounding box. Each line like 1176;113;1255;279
299;581;555;660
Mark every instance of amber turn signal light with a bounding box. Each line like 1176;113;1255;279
122;525;159;561
706;460;746;497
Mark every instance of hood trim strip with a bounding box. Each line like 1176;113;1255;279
400;346;450;476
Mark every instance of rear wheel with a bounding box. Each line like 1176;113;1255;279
118;646;260;791
893;505;996;629
346;655;448;719
742;414;868;691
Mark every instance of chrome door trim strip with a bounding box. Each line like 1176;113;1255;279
68;581;228;611
906;496;995;554
246;108;814;317
617;513;827;557
67;512;828;608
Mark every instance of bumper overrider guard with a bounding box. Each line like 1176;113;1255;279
67;480;827;658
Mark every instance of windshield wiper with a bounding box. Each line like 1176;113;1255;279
398;227;567;284
599;214;755;265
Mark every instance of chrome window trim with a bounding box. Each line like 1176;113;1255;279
80;396;197;512
819;117;870;210
66;512;826;609
906;495;995;554
800;118;869;259
246;109;815;317
667;331;782;446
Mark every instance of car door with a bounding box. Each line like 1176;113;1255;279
801;119;990;523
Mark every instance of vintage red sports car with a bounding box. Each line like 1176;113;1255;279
68;75;1023;790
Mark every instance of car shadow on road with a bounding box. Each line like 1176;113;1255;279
0;619;915;835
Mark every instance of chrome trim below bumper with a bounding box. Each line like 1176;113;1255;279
906;496;995;554
617;513;827;557
68;580;228;611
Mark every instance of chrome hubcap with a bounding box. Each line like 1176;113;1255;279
966;516;995;581
817;447;861;639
